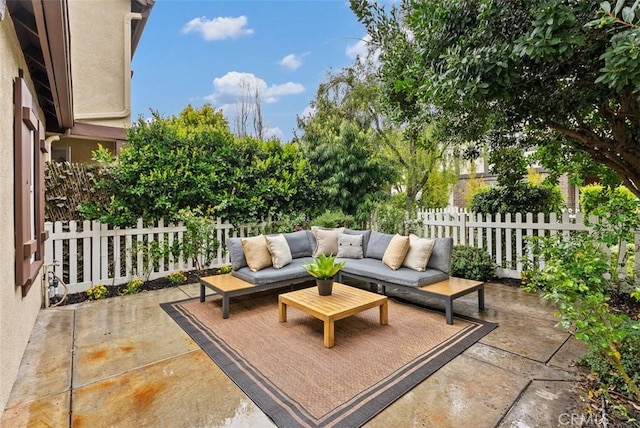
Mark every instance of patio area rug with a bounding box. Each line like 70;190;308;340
161;289;497;428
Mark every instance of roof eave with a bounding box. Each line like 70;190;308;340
130;0;155;57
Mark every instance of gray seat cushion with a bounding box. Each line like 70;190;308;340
232;257;314;285
339;258;448;287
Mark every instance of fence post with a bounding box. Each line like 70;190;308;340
44;222;53;265
91;220;101;286
100;222;109;284
215;217;224;267
68;220;78;285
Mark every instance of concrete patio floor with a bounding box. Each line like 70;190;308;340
1;282;590;427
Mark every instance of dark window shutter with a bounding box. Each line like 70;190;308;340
14;76;46;295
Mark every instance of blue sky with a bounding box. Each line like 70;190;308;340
131;0;371;142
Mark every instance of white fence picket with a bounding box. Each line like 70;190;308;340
68;220;78;285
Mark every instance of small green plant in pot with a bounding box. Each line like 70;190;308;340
303;254;346;296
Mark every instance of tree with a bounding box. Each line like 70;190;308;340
233;79;267;140
298;59;458;216
302;120;395;223
81;105;318;226
169;103;231;138
351;0;640;197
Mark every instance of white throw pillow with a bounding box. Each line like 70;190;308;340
402;234;436;272
336;233;363;259
265;234;293;269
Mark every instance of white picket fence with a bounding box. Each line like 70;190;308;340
44;218;271;294
416;208;640;280
46;210;640;293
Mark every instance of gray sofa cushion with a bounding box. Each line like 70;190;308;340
427;237;453;274
283;230;313;258
232;257;314;285
228;237;247;271
306;230;316;254
344;229;371;256
339;258;448;287
365;231;394;260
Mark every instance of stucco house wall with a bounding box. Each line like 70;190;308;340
0;14;45;412
52;0;150;164
68;0;132;129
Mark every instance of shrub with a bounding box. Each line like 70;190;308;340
166;271;187;285
470;181;563;215
580;323;640;399
219;265;232;274
372;195;415;235
580;184;640;288
176;208;220;276
579;184;637;216
269;212;309;233
86;284;108;300
121;279;143;295
524;232;640;402
310;210;354;228
129;238;170;282
450;245;495;281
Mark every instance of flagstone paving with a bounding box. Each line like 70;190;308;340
1;282;589;427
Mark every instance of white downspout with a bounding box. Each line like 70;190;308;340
74;12;142;120
44;134;60;162
42;134;60;307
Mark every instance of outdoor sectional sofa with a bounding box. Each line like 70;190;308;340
225;228;465;322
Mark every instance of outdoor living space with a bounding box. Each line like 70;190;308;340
5;1;640;427
1;280;589;427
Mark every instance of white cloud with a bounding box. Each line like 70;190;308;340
346;34;380;63
264;127;283;140
346;35;371;59
264;82;305;103
206;72;304;105
300;105;316;120
182;16;253;41
204;72;303;139
279;52;309;70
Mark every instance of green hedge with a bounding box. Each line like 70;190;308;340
451;245;495;281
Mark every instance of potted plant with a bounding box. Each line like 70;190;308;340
303;254;346;296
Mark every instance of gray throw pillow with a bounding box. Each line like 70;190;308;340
426;237;453;274
365;231;394;260
227;237;247;271
283;230;313;258
336;233;363;259
306;230;316;253
344;229;371;257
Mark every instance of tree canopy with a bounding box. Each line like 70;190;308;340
81;105;319;226
298;58;458;217
351;0;640;197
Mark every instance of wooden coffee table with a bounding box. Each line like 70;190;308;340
278;282;388;348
